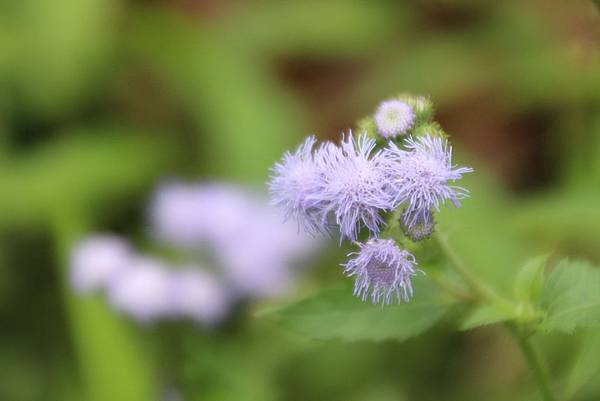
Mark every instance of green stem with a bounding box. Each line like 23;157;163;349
428;272;475;302
52;209;156;401
434;230;555;400
434;230;499;303
507;323;556;401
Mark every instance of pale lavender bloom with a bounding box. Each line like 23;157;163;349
343;239;418;305
268;136;330;234
107;257;172;323
69;235;132;294
221;247;293;298
218;201;320;298
150;182;251;248
169;268;230;326
374;99;415;138
152;179;321;299
319;132;396;243
188;184;253;247
387;135;473;229
149;182;210;247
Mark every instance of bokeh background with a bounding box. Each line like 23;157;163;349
1;1;600;401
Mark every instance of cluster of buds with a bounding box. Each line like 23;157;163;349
269;94;472;305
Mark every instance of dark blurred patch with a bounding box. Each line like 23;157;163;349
0;228;78;401
438;93;556;191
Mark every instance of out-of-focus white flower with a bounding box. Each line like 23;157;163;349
107;257;172;323
150;181;322;299
69;235;132;294
149;182;252;248
169;267;230;326
217;194;321;298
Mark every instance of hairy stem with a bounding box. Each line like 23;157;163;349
507;323;556;401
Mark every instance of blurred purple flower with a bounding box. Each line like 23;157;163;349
374;99;415;138
268;136;330;235
320;132;396;242
169;267;230;326
386;135;473;229
218;194;320;298
107;257;172;323
152;181;321;299
343;239;418;305
69;235;132;294
150;182;251;248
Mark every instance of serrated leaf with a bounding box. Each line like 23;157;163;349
514;255;548;303
460;304;513;331
539;260;600;333
261;276;454;342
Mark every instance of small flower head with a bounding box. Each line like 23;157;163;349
320;132;396;242
149;182;251;248
107;257;172;323
400;207;435;241
268;136;329;234
343;239;418;305
387;135;473;228
69;235;132;294
374;99;415;138
169;268;231;326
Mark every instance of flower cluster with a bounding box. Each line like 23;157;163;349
70;182;320;326
70;235;230;325
268;94;472;305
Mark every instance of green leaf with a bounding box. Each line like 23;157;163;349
564;329;600;399
260;275;455;342
514;255;548;303
12;0;121;117
0;126;171;227
539;259;600;333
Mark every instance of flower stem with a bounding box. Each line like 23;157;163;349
434;230;555;400
428;272;474;302
507;323;556;401
434;230;499;303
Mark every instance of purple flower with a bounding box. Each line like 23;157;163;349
320;132;396;242
374;99;415;138
69;235;132;294
150;182;252;248
149;182;210;246
218;200;320;298
343;239;418;305
151;180;321;299
268;136;330;234
169;267;231;326
386;135;473;229
107;257;172;323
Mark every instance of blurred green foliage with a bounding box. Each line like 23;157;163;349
1;1;600;401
